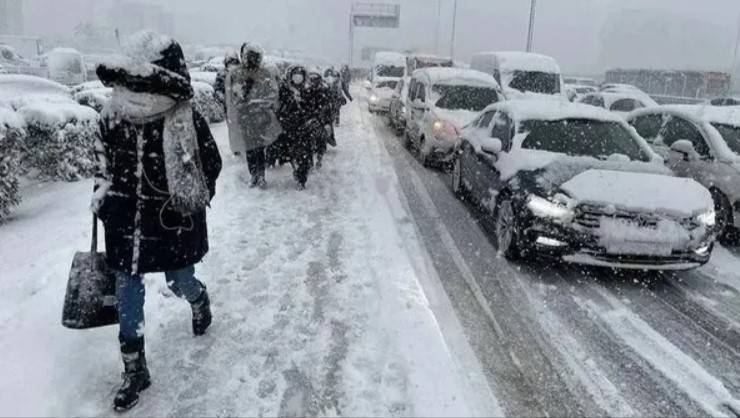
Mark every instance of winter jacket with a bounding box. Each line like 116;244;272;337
304;82;334;127
226;65;281;153
94;108;222;274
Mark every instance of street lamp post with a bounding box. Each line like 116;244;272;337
526;0;537;52
435;0;442;55
450;0;458;59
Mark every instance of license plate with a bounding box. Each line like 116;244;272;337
606;242;672;256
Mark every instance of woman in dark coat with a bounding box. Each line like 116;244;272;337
93;31;222;412
276;65;314;189
305;71;334;167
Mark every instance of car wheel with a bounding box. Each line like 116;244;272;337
714;190;740;246
495;197;522;260
452;152;466;198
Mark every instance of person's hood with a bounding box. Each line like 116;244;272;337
96;31;193;102
559;169;713;217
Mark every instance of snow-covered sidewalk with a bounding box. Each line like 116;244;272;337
0;98;497;416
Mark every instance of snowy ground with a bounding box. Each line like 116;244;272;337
3;89;740;417
0;98;499;416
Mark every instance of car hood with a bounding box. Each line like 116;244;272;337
560;169;713;217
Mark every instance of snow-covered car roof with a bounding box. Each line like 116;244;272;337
582;91;659;108
374;51;405;65
483;99;625;124
474;51;560;74
412;67;500;89
629;104;740;127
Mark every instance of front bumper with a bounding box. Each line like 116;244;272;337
424;136;459;162
369;99;391;112
522;219;713;271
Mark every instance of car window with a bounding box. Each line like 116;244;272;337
661;116;710;157
477;111;495;128
610;98;642;112
416;83;426;102
508;71;560;94
408;79;417;101
710;98;725;106
432;85;499;111
582;95;605;108
490;112;514;151
630;114;663;141
520;119;650;162
711;123;740;156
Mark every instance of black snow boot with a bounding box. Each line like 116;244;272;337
191;286;212;336
114;339;151;412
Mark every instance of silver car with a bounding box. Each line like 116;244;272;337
627;105;740;245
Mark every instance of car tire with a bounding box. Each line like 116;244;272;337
452;152;467;198
494;197;523;260
713;190;740;246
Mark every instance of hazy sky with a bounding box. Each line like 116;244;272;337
23;0;740;74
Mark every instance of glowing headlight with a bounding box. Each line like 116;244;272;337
433;121;443;131
369;95;379;103
696;209;716;227
527;195;573;221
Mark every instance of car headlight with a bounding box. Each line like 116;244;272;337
432;120;460;138
369;95;379;103
527;195;573;221
696;209;716;227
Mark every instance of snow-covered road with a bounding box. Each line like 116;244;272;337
0;98;499;416
3;91;740;417
370;102;740;417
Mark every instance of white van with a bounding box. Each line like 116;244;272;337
47;48;87;86
470;51;562;99
371;51;406;82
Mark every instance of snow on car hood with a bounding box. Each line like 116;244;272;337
434;109;479;129
560;169;713;217
372;87;395;100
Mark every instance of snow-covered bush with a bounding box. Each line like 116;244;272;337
0;108;26;219
18;102;99;181
192;81;224;123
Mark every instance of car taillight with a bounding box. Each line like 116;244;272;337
433;120;459;138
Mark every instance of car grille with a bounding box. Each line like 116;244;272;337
574;204;661;229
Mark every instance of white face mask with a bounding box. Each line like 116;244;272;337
292;74;304;85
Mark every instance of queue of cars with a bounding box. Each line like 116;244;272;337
369;50;740;271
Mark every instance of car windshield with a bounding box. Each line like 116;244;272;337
432;84;498;111
376;65;404;78
508;71;560;94
712;123;740;155
520;119;650;161
375;80;398;89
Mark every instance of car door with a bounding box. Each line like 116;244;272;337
405;78;418;136
659;116;713;182
461;110;495;200
409;81;428;145
472;111;513;206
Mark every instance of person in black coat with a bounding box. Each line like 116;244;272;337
276;65;315;189
324;68;351;126
93;31;222;412
305;72;335;168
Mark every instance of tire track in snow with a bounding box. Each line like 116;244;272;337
582;283;740;417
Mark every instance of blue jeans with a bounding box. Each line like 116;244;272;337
115;265;204;345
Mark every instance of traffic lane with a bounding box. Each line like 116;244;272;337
369;114;718;416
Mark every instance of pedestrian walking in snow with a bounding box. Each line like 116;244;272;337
226;42;282;189
277;65;315;189
214;51;240;114
93;31;222;412
305;71;335;168
324;68;351;127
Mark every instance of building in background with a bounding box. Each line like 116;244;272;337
0;0;24;36
109;0;175;38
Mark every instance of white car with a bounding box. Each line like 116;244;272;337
470;51;563;100
627;105;740;244
368;77;401;113
452;100;716;270
579;92;658;118
405;67;502;166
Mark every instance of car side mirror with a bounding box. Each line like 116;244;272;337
670;139;699;161
481;137;503;155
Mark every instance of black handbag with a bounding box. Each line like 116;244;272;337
61;215;119;329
